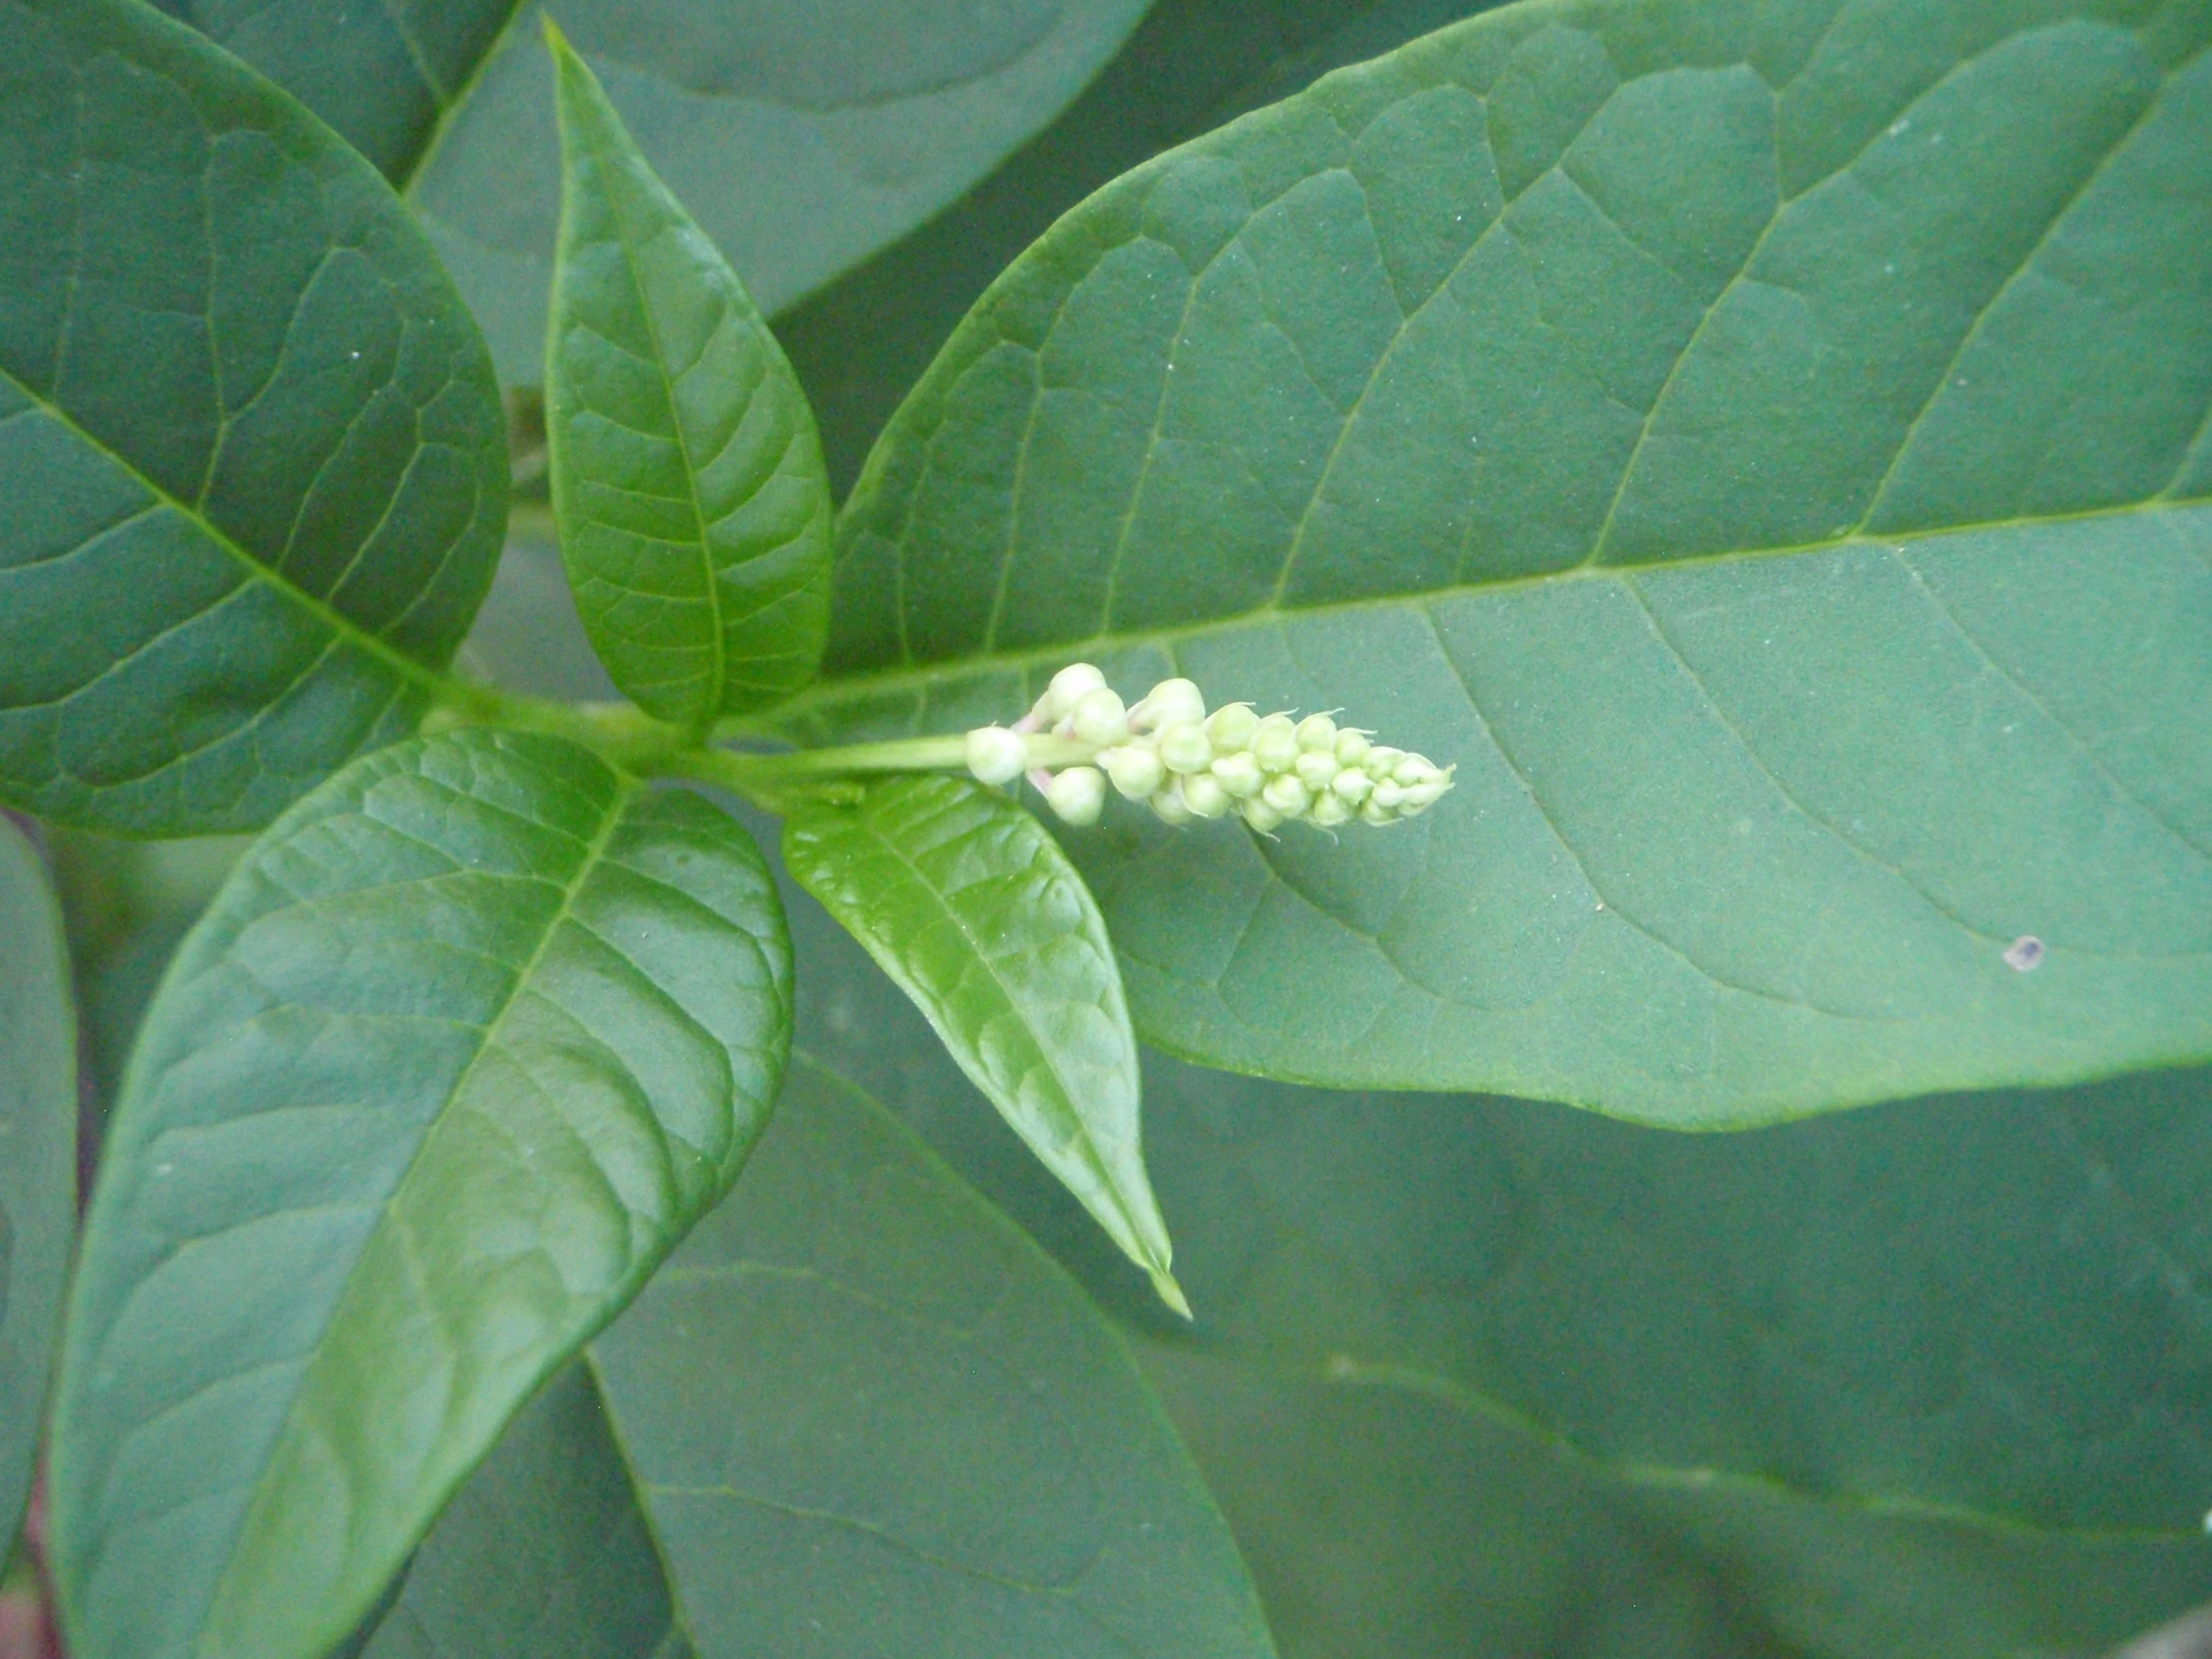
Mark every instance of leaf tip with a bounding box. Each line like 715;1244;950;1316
1150;1268;1194;1323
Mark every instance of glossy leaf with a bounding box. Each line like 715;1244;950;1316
590;1055;1275;1658
147;0;522;189
0;819;76;1564
784;776;1182;1310
359;1364;689;1659
1122;1055;2212;1657
0;0;508;838
547;30;831;727
49;730;792;1659
400;0;1155;381
778;0;2212;1123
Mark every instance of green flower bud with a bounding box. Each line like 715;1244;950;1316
1371;779;1406;812
964;725;1028;786
1262;774;1311;817
1251;714;1300;773
1240;797;1286;832
1070;686;1130;746
1181;772;1232;819
1211;752;1265;799
1042;662;1106;722
1101;744;1165;800
1045;766;1107;826
1331;770;1374;806
1294;750;1338;792
1335;729;1372;768
1365;746;1404;778
1149;784;1195;826
1309;791;1353;829
1158;721;1214;774
1404;777;1451;810
1393;754;1437;787
1295;713;1338;752
1131;677;1205;731
1204;703;1259;753
1360;797;1395;827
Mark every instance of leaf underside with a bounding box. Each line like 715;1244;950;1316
783;0;2212;1124
49;730;791;1659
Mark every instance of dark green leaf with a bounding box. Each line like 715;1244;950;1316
784;777;1182;1311
778;0;2212;1123
547;29;831;727
590;1055;1275;1657
358;1363;689;1659
48;730;792;1659
150;0;522;189
0;818;76;1564
0;0;508;836
408;0;1156;381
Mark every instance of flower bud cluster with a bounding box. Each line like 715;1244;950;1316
963;663;1453;831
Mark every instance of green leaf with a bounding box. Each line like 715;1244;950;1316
546;28;831;728
776;0;2212;1123
398;0;1158;381
1121;1055;2212;1657
589;1054;1276;1657
781;0;1509;490
0;818;76;1564
147;0;523;189
48;729;793;1659
0;0;509;837
358;1363;689;1659
784;776;1183;1311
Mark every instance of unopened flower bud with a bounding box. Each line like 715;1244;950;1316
1204;703;1259;753
1180;772;1232;819
1251;715;1300;773
1332;770;1374;806
1131;677;1204;731
1335;730;1372;768
1365;746;1404;778
1295;714;1338;752
1158;722;1213;774
965;725;1028;786
1393;755;1436;787
1405;777;1451;809
1371;779;1406;812
1360;797;1394;827
1045;766;1107;826
1211;752;1265;799
1294;750;1338;792
1262;774;1311;817
1149;785;1195;826
1241;796;1287;832
1042;662;1107;722
1070;687;1129;746
1101;744;1164;800
1309;791;1353;828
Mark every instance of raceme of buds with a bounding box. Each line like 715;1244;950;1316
964;664;1453;831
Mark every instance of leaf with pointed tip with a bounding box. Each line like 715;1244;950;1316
357;1364;690;1659
784;776;1182;1311
0;819;76;1566
48;730;791;1659
0;0;508;838
546;31;831;727
779;0;2212;1124
590;1055;1275;1658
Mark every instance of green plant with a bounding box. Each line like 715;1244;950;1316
1;0;2208;1655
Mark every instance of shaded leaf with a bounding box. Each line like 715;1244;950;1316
147;0;523;189
591;1055;1274;1657
0;0;508;836
784;776;1181;1310
49;730;791;1659
547;30;831;727
358;1363;689;1659
777;0;2212;1122
0;819;76;1564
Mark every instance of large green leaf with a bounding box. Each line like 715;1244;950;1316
48;730;792;1659
775;0;2212;1122
547;30;831;727
1124;1056;2212;1657
0;0;508;838
0;819;76;1565
359;1363;689;1659
145;0;523;189
784;777;1182;1310
590;1054;1275;1658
